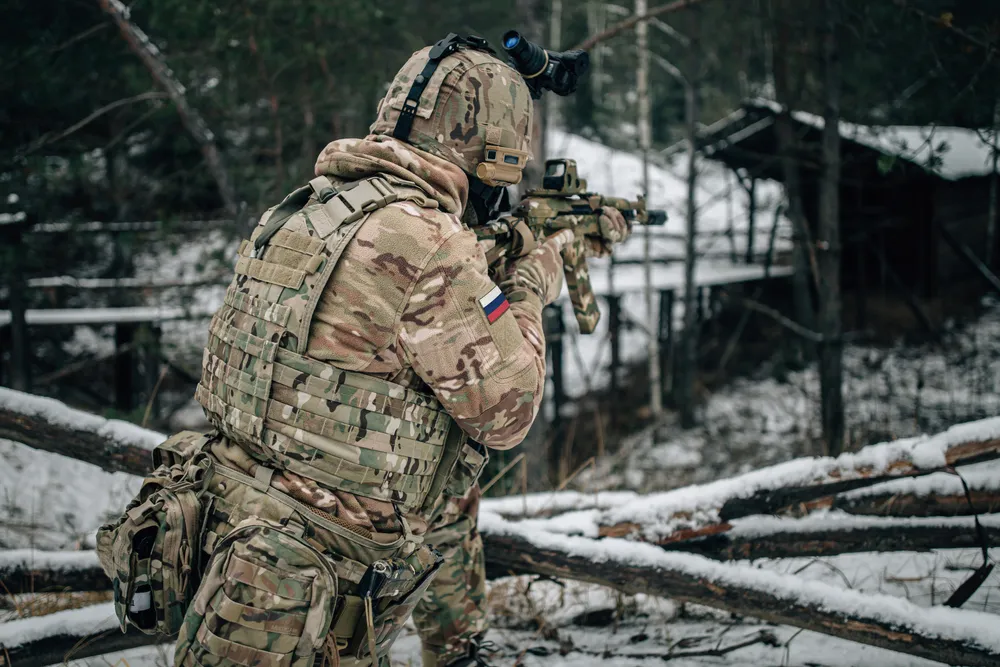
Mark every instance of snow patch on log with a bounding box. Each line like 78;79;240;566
0;549;100;572
727;510;1000;538
0;387;164;451
481;490;638;518
841;460;1000;500
0;602;119;648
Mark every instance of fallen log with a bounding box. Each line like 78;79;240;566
599;419;1000;541
0;550;106;595
0;387;161;476
657;513;1000;560
0;603;164;667
827;467;1000;517
10;509;998;596
482;514;1000;667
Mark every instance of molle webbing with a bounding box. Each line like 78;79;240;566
196;175;463;513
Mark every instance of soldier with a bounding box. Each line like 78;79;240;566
98;33;629;667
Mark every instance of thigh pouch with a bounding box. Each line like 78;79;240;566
198;464;445;667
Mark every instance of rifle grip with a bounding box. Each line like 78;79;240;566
563;243;600;334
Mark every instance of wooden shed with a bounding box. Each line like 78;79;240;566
687;99;1000;336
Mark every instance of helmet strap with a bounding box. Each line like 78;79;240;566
392;33;496;143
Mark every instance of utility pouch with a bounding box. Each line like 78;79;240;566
344;545;444;662
443;440;489;498
96;434;212;636
173;518;338;667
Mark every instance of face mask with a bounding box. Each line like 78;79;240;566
467;174;511;224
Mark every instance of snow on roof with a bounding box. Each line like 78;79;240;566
0;387;165;451
597;416;1000;541
735;98;998;181
480;512;1000;655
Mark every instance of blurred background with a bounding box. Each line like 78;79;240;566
3;0;1000;497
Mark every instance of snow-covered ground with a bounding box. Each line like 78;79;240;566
585;297;1000;493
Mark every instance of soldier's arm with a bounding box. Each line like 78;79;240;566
398;228;567;450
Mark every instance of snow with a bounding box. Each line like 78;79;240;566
0;548;100;572
727;510;1000;539
480;513;1000;654
744;99;998;181
0;305;216;327
597;416;1000;541
842;460;1000;499
0;387;165;452
481;490;638;518
0;439;142;549
0;602;119;647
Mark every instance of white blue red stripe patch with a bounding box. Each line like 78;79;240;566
479;285;509;324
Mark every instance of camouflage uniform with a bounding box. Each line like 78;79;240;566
97;39;619;667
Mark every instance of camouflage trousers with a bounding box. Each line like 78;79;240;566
414;487;488;667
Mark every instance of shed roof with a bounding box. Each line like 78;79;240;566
674;99;998;182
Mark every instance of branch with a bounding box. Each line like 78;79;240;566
574;0;709;51
730;295;825;342
16;91;167;158
892;1;998;54
96;0;242;222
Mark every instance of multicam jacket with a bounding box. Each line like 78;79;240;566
204;135;561;536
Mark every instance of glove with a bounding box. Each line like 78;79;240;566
498;229;573;306
583;206;632;258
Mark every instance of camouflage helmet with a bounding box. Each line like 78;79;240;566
370;37;533;187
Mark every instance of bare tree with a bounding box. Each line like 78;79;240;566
637;0;664;419
817;0;844;455
97;0;243;227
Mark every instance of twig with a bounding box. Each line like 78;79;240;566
481;453;526;494
557;456;596;491
574;0;710;51
34;342;137;385
892;1;998;54
731;295;825;343
141;366;169;428
16;92;167;158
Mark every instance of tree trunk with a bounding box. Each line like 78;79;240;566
817;0;844;456
986;98;999;269
637;0;664;419
769;0;815;370
675;28;700;429
516;0;547;191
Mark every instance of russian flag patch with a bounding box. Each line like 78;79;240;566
479;285;509;324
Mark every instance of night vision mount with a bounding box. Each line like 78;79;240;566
501;30;590;99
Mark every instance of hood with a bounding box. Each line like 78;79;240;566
314;134;468;215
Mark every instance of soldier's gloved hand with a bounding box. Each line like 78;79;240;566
498;229;573;306
584;206;632;258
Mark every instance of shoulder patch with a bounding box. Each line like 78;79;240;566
479;285;509;324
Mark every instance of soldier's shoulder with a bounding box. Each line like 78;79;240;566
361;197;469;258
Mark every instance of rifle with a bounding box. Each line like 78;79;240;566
475;158;667;334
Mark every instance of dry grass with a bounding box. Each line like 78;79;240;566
0;590;113;622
